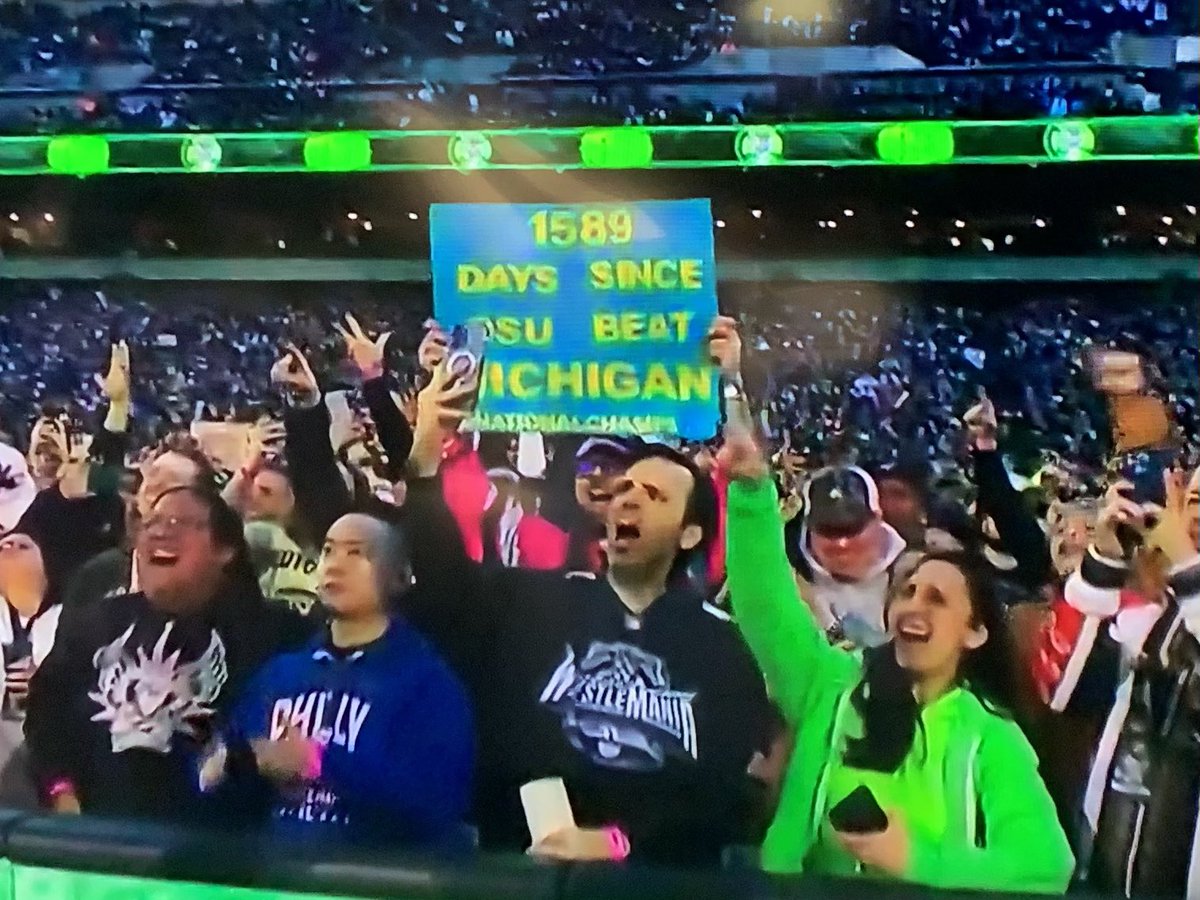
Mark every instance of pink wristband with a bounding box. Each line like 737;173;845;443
302;741;324;781
603;825;631;861
47;778;75;800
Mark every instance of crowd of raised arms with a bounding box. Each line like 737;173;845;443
0;303;1196;896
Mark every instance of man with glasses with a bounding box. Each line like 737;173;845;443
26;486;308;823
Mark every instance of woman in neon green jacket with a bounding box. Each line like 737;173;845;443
723;440;1074;894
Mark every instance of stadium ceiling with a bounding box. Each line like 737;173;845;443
0;116;1194;176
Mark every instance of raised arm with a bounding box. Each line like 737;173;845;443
712;316;858;725
965;393;1052;592
273;344;353;546
402;363;502;683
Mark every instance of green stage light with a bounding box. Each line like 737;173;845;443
45;135;110;176
303;132;372;172
181;135;223;172
0;116;1193;176
735;125;784;166
1043;121;1096;161
579;127;654;169
876;122;955;165
448;132;493;170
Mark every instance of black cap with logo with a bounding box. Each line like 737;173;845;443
804;466;881;538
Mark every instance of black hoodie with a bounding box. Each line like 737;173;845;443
403;476;772;866
25;589;310;825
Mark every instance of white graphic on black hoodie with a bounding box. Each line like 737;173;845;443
539;641;698;772
89;622;228;754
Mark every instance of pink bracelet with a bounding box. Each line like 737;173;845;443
47;778;76;800
603;825;631;861
302;741;324;781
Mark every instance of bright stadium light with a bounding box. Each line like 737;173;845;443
448;132;493;170
1043;122;1096;161
46;135;110;177
875;122;955;165
735;125;784;166
303;132;372;172
181;135;223;172
579;127;654;169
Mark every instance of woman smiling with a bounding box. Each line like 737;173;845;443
721;427;1073;894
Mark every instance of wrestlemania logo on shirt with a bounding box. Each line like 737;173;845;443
538;641;698;771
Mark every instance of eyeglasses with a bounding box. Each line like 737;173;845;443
142;514;210;533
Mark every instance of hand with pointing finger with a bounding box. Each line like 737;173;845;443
98;341;131;405
270;344;320;405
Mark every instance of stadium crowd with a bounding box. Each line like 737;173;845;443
0;0;1195;131
0;280;1194;893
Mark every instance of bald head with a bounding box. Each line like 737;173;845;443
319;513;411;618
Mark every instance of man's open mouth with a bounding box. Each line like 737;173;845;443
613;522;641;542
148;550;180;567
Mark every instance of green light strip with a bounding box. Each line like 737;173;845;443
0;116;1194;176
11;864;359;900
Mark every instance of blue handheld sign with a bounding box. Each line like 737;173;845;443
430;200;720;439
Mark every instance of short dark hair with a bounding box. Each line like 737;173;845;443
153;433;219;492
149;485;262;602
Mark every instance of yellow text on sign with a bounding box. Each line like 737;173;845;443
592;311;695;343
588;259;704;291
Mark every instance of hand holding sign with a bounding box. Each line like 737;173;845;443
335;313;391;381
706;315;743;379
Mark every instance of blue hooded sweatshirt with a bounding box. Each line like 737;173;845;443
225;618;474;849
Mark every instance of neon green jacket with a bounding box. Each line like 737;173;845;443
726;478;1074;894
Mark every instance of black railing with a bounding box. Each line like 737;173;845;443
0;810;1106;900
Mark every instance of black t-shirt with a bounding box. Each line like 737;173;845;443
25;590;311;824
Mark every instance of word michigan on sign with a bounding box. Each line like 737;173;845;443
430;199;720;439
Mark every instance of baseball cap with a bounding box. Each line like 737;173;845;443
804;466;881;538
576;436;647;465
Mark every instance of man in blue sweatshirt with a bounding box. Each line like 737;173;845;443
201;512;474;849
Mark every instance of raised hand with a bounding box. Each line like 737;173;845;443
417;319;450;373
243;418;286;473
97;340;131;404
408;362;478;478
1094;479;1147;560
1147;467;1199;565
963;391;998;452
717;422;769;483
706;314;743;378
334;313;391;380
270;343;319;403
